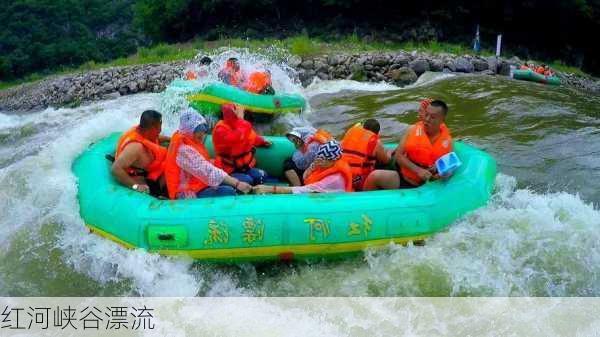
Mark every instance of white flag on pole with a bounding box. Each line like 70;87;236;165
496;34;502;57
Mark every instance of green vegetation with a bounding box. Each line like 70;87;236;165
0;0;139;81
0;42;198;90
548;60;588;77
288;35;322;57
130;0;600;76
0;35;591;91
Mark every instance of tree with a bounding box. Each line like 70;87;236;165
0;0;138;80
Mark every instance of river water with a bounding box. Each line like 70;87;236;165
0;61;599;298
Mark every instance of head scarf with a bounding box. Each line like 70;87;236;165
179;109;208;135
286;126;317;143
316;140;342;161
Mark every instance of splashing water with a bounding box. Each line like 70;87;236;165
159;47;309;133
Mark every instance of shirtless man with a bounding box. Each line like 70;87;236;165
111;110;169;195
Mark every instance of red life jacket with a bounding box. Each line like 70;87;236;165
164;131;212;200
340;124;379;190
115;126;167;181
304;160;354;192
401;121;453;185
213;120;258;173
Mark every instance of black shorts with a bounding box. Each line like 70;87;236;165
147;178;167;198
394;163;417;189
283;158;304;184
397;173;415;189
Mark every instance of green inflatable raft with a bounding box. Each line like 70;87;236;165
512;69;561;85
167;79;306;117
73;133;496;262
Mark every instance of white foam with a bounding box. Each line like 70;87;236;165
0;94;204;296
304;79;399;97
359;174;600;296
302;71;455;98
0;112;20;130
410;71;455;87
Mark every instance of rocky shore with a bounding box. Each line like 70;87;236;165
1;52;598;112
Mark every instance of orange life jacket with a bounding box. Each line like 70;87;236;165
244;71;271;94
185;70;198;80
115;126;167;181
213;120;258;173
164;131;211;199
340;124;379;190
401;121;452;185
304;160;354;192
535;66;545;75
440;123;451;136
301;129;333;153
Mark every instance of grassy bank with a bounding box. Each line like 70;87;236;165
0;35;589;91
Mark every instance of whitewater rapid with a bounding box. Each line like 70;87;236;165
1;70;599;297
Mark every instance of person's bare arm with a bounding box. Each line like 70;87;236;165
111;143;146;190
302;162;316;181
374;140;391;165
252;185;293;194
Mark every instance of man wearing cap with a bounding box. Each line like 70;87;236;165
253;140;353;194
164;110;253;199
